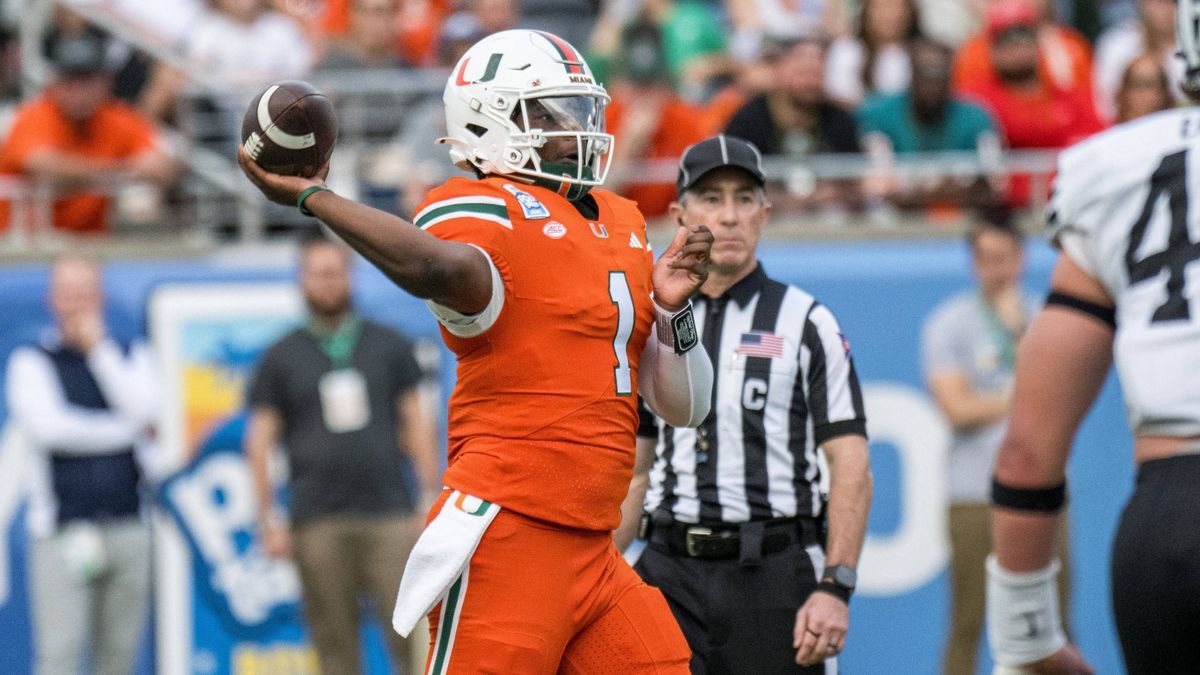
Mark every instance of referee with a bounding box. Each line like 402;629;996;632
617;135;873;673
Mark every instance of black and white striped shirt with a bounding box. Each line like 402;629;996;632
638;263;867;524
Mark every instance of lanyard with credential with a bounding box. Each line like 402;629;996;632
308;315;363;370
978;295;1021;371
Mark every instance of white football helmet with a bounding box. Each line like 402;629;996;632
1180;0;1200;99
440;30;614;200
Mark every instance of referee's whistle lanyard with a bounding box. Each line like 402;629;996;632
978;294;1022;372
306;313;363;370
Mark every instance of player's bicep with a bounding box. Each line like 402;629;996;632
996;262;1114;485
425;243;505;337
1047;253;1114;311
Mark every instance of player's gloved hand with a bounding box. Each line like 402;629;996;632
652;222;713;311
793;588;850;666
238;147;330;208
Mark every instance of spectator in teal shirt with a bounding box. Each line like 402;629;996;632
858;35;1004;211
858;35;999;154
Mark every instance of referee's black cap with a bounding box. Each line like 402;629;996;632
677;135;766;197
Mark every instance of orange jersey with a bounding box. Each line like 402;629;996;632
416;176;656;531
0;96;159;233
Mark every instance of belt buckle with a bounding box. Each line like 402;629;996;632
685;526;713;557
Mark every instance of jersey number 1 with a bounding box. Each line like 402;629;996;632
1125;149;1200;324
609;272;634;395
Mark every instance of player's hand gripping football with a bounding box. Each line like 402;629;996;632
238;147;330;208
652;222;713;311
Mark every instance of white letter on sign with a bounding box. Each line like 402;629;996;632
857;382;950;596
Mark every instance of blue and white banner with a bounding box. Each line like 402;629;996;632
149;284;317;674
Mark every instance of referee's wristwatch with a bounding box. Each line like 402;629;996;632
816;565;857;603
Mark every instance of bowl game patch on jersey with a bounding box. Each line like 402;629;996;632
502;184;550;220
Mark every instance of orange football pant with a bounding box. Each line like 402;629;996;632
421;492;690;674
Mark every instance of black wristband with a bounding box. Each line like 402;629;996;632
671;305;698;355
991;478;1067;512
815;580;851;604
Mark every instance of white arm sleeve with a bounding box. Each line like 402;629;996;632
637;301;713;428
5;348;141;454
87;339;159;428
426;244;505;338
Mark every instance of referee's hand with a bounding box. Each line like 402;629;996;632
793;591;849;666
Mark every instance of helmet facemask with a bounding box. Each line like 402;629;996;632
505;93;614;200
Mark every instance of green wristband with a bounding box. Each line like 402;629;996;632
297;185;331;216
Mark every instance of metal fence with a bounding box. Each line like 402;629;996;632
0;0;1062;257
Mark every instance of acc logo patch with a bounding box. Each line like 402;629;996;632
502;184;550;220
543;221;567;239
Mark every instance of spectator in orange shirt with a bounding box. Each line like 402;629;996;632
953;0;1093;96
0;31;175;235
606;21;710;218
956;2;1104;150
955;3;1104;205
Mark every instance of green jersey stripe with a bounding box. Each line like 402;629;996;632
430;572;466;675
415;203;510;228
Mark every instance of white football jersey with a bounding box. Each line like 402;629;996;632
1049;107;1200;437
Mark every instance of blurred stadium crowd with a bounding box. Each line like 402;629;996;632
0;0;1183;250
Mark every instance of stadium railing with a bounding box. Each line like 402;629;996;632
0;0;1060;256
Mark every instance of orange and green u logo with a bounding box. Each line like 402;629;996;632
453;492;493;517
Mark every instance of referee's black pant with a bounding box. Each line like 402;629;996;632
1112;453;1200;674
633;517;835;674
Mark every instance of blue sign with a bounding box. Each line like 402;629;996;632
159;414;304;639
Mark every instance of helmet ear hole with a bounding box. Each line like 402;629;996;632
466;123;488;137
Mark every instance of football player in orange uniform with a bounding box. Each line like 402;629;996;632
239;29;714;674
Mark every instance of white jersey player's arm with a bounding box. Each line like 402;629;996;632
637;300;713;429
988;255;1112;671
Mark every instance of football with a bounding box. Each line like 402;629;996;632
240;80;337;178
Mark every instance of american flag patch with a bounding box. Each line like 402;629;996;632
737;331;785;358
839;332;851;355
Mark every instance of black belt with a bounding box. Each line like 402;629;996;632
643;515;819;561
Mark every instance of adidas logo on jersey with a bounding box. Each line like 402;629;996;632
629;232;644;249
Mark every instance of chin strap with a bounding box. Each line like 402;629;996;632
532;162;595;201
